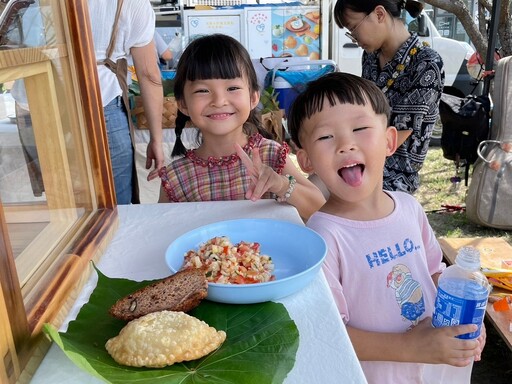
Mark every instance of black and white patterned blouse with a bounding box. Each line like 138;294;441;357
362;34;445;193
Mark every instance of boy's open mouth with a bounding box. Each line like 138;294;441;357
338;164;364;187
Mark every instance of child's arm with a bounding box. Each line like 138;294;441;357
281;156;326;220
158;168;172;203
347;318;481;366
431;271;442;287
236;145;325;220
158;185;171;203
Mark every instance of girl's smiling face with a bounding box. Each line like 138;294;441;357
296;100;397;202
178;76;259;138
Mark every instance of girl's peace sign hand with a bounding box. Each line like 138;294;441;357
235;143;285;201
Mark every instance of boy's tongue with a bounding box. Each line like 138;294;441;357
339;165;363;187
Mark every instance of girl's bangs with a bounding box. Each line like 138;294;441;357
186;49;244;81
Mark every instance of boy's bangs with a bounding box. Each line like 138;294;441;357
306;81;389;118
301;86;371;118
291;74;389;128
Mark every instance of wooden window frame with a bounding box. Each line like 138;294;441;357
0;1;118;382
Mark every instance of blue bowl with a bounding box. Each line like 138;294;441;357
165;219;327;304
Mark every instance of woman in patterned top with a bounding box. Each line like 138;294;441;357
158;34;325;220
333;0;445;193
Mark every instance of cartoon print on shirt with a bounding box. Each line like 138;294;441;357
387;264;425;327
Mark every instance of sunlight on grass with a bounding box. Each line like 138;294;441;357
417;147;511;243
416;148;466;212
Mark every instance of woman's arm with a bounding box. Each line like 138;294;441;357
131;41;165;181
396;130;412;147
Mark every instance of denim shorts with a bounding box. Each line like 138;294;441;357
103;96;133;204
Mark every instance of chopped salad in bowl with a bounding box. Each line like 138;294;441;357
183;236;275;284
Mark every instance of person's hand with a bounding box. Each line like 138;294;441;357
474;322;487;361
405;317;481;366
146;139;165;181
235;143;286;201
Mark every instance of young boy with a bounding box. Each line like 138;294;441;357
287;72;484;384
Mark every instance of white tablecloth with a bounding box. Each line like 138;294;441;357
30;200;367;384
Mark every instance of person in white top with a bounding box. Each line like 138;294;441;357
287;72;486;384
88;0;164;204
154;31;173;63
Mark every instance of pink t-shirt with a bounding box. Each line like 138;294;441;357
307;191;446;384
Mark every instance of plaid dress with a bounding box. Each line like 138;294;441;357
159;133;289;202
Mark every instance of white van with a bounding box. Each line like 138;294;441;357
331;11;478;96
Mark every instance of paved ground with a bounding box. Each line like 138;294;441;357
471;318;512;383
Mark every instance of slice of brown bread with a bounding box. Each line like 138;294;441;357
109;268;208;321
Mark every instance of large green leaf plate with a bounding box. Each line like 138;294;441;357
43;268;299;384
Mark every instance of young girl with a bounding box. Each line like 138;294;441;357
288;72;485;384
333;0;445;194
158;34;324;220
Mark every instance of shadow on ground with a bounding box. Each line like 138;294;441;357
471;318;512;383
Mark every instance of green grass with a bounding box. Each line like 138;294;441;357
417;147;511;244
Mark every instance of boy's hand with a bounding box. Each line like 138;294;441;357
406;317;482;366
235;144;284;201
474;322;486;361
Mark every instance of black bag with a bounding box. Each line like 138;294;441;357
439;93;491;184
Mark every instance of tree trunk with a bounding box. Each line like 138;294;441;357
424;0;511;60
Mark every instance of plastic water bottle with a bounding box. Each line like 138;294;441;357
432;246;491;339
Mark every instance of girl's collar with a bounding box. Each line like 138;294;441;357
186;133;262;167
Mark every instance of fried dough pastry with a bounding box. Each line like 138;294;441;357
105;310;226;368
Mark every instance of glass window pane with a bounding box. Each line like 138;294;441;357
0;0;96;300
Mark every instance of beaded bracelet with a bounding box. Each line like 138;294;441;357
276;174;296;203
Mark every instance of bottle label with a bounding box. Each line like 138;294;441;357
432;286;488;339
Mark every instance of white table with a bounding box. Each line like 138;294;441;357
30;200;367;384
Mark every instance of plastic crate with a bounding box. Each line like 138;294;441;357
271;60;337;115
